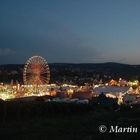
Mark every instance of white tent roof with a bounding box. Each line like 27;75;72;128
94;86;129;94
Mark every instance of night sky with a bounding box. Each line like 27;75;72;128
1;0;140;64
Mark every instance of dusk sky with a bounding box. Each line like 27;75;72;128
1;0;140;64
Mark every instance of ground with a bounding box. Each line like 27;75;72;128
0;101;140;140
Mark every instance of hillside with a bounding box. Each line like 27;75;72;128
0;63;140;84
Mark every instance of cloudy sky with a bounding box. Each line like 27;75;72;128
1;0;140;64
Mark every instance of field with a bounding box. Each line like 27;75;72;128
0;100;140;140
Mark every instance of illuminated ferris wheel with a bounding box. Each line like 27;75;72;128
23;56;50;85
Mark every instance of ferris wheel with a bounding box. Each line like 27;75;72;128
23;56;50;85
